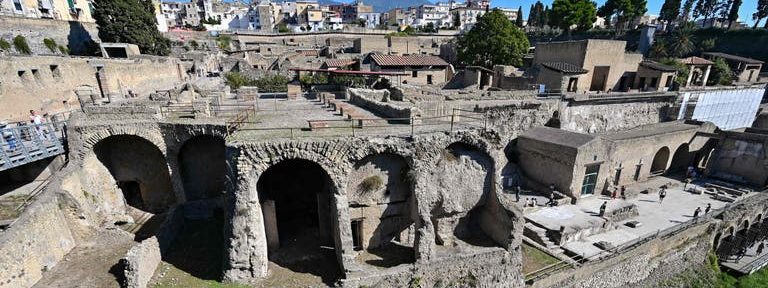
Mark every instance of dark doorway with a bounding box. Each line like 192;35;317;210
256;159;340;284
351;219;364;251
651;147;671;175
669;144;692;174
427;74;433;84
118;181;144;210
590;66;610;91
178;136;226;201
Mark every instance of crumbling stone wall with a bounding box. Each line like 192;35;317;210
224;130;524;286
559;99;671;134
0;55;187;119
0;16;99;55
531;222;716;288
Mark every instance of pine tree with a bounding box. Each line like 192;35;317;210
660;0;682;25
517;6;525;27
550;0;597;36
754;0;768;28
727;0;741;28
93;0;171;56
541;5;550;28
528;4;538;27
681;0;696;21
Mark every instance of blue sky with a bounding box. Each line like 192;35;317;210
490;0;759;26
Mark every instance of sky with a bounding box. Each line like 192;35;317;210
491;0;759;26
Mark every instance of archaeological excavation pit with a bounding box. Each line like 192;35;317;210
256;158;341;283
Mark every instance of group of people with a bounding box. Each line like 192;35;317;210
515;184;558;208
1;110;51;152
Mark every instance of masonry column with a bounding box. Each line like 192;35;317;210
223;168;268;282
165;148;188;204
331;190;355;274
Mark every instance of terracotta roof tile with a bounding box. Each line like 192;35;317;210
370;55;449;67
324;59;357;68
541;62;589;74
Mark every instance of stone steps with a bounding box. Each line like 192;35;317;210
524;222;562;253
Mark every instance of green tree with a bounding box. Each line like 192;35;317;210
93;0;171;56
457;9;530;68
550;0;597;36
423;22;438;33
693;0;720;26
254;74;290;92
754;0;768;28
598;0;647;33
224;72;254;89
13;35;31;54
189;40;199;50
659;0;682;26
707;58;734;85
668;22;696;56
541;5;551;28
516;6;525;27
649;39;669;58
660;58;689;86
217;35;232;50
528;4;539;27
682;0;696;21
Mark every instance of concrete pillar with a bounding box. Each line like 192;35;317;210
702;65;712;86
262;200;279;251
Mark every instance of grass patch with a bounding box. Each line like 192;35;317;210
522;242;560;275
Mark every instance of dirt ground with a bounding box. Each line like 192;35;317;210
32;229;134;288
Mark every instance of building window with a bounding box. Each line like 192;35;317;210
665;75;674;87
412;70;418;77
13;0;23;11
567;77;578;92
650;77;658;88
50;65;61;79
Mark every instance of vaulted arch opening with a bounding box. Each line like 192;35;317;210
256;158;340;283
93;135;174;213
348;153;415;267
650;146;670;175
178;135;226;201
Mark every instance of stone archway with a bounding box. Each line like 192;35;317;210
178;135;226;201
256;158;341;284
668;143;692;174
92;134;175;213
650;146;671;174
431;142;497;248
347;153;415;267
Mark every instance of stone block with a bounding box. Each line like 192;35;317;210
121;237;161;288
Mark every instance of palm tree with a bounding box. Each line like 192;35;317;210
668;22;696;57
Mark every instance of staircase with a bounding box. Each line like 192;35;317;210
524;222;564;254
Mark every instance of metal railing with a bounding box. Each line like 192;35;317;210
0;122;66;171
224;107;490;139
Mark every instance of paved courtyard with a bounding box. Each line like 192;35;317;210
525;175;754;258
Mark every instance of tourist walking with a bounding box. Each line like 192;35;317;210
620;186;626;200
705;203;711;215
693;207;701;218
29;110;47;140
599;201;607;217
758;243;765;255
659;188;667;204
515;186;520;202
1;122;17;151
611;189;617;199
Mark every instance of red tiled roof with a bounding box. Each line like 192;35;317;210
680;56;713;65
324;59;357;68
370;55;449;67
